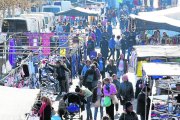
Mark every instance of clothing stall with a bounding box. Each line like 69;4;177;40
142;62;180;120
131;45;180;77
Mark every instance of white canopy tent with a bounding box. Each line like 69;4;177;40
0;86;40;120
130;14;180;32
138;6;180;20
142;63;180;76
133;45;180;57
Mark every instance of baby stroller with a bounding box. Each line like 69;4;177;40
59;92;86;120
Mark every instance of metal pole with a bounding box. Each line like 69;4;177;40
4;40;7;75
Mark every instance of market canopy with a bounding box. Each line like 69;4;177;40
130;14;180;32
0;86;40;120
138;6;180;20
142;63;180;76
55;7;100;16
133;45;180;57
74;0;105;5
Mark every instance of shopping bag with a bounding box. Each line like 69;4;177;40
94;99;100;107
104;96;111;107
111;95;119;104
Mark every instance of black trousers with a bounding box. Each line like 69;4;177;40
106;103;114;120
100;71;105;79
58;76;67;93
108;48;115;60
115;103;119;112
116;49;120;60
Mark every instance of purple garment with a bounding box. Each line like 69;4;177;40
9;39;16;66
103;83;117;96
91;32;96;41
97;88;102;96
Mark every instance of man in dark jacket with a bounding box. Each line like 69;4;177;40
100;36;109;61
121;35;127;57
101;29;110;41
83;64;97;91
97;53;106;79
137;86;151;120
95;26;102;47
119;101;138;120
48;60;71;94
106;59;117;77
119;75;134;106
135;78;144;99
127;32;136;62
87;37;95;57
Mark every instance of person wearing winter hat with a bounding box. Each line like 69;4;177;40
119;101;138;120
137;86;151;120
119;74;134;106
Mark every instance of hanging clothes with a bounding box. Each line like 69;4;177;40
8;39;16;67
28;61;35;75
22;64;29;77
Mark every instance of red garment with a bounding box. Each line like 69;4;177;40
39;103;47;117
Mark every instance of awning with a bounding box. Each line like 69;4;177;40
55;7;100;16
138;6;180;20
130;14;180;32
142;63;180;76
0;86;40;120
133;45;180;57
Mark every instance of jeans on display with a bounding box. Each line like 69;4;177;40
94;106;103;120
86;96;92;120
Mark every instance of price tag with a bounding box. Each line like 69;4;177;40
60;49;66;56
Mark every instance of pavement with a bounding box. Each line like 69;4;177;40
52;24;141;120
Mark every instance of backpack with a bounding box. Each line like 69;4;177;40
86;74;94;82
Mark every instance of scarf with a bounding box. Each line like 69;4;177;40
106;84;111;93
39;102;47;117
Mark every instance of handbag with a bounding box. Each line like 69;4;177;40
111;95;119;104
94;99;100;107
119;96;125;105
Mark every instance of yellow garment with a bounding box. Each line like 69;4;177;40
137;61;147;77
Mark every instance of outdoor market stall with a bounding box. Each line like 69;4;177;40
138;6;180;20
0;86;40;120
129;14;180;32
142;63;180;120
55;7;100;16
131;45;180;77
